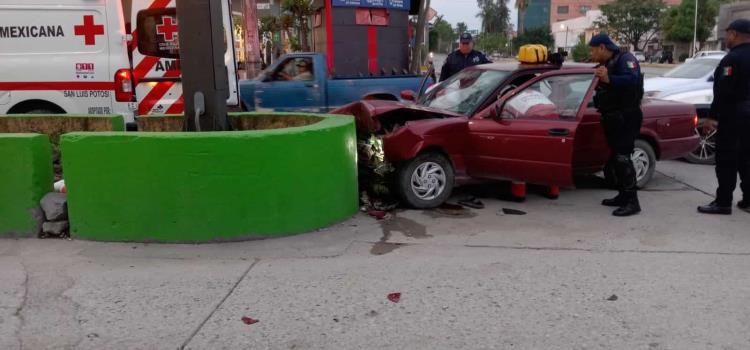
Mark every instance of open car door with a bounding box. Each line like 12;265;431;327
466;71;596;187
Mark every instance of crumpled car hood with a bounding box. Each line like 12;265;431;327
331;100;464;133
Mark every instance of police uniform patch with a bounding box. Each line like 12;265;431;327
723;66;733;77
626;61;636;69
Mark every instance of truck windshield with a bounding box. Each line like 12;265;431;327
663;58;721;79
419;69;509;115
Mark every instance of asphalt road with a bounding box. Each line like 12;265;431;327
2;160;749;350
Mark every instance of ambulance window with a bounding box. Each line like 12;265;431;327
137;8;180;59
502;74;593;120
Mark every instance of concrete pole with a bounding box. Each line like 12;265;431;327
176;0;230;131
692;0;699;56
244;0;262;79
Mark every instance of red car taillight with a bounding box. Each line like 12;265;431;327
114;69;134;102
694;115;699;127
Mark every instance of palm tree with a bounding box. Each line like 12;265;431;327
516;0;528;35
282;0;313;51
456;22;468;36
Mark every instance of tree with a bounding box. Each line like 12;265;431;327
571;34;591;62
512;27;554;49
430;16;457;53
595;0;666;51
455;22;468;36
662;0;729;50
475;32;508;54
476;0;511;34
516;0;529;35
281;0;313;51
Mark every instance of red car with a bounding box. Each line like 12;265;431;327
334;62;700;208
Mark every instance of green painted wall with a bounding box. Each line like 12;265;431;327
0;134;53;237
61;113;358;242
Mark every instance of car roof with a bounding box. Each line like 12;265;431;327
476;61;596;73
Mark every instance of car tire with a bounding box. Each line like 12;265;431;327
633;140;656;189
684;118;717;165
603;140;657;189
397;152;454;209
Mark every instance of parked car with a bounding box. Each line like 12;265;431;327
685;50;726;62
633;51;646;62
239;53;430;112
334;62;699;208
650;50;674;64
645;57;721;164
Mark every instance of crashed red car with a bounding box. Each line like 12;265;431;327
333;62;700;208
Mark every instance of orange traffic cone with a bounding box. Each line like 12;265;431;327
546;185;560;200
510;181;526;202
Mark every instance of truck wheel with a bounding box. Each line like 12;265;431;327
397;152;454;209
633;140;656;189
684;118;717;165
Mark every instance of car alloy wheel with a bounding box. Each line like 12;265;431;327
632;148;650;183
410;162;447;201
685;118;717;164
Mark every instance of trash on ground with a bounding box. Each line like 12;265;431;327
387;292;401;303
241;316;259;325
502;208;527;215
606;294;618;301
458;196;485;209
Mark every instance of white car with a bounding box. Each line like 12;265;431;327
685;50;726;62
644;57;722;164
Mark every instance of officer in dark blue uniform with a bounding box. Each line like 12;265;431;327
589;33;644;217
439;33;491;82
699;19;750;215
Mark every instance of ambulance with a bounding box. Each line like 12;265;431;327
0;0;239;128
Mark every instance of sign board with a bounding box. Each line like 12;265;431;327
331;0;411;11
257;3;271;10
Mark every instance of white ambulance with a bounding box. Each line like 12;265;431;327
0;0;239;128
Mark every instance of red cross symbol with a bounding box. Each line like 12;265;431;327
156;16;179;42
74;15;105;46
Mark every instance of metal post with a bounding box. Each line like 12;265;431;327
176;0;230;131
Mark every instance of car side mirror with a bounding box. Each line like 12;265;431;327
400;90;416;101
708;75;714;82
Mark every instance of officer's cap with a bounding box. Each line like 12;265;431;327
588;32;620;52
460;32;473;43
726;19;750;34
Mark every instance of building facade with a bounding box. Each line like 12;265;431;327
550;0;681;23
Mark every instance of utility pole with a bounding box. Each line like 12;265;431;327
410;0;431;73
244;0;262;79
692;0;699;57
176;0;230;131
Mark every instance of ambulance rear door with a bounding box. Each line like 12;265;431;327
129;0;238;116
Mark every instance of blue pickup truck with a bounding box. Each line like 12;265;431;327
239;53;430;112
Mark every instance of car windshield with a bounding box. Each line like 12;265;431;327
663;58;721;79
419;69;509;115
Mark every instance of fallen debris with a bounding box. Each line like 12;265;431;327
501;208;527;216
241;316;259;325
458;196;484;209
387;293;401;303
40;192;68;221
606;294;618;301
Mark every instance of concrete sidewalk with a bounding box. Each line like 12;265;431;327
2;161;749;350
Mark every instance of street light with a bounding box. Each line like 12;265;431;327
560;24;569;51
692;0;699;57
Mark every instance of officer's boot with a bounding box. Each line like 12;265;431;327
613;191;641;217
602;192;626;207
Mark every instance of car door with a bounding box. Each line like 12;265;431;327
253;56;321;112
466;72;596;187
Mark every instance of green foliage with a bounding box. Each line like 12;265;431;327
476;33;508;54
512;27;554;50
595;0;666;51
476;0;511;34
430;16;457;53
571;34;591;62
662;0;726;45
455;22;468;36
281;0;314;51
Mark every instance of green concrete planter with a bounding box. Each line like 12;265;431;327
0;134;53;237
61;113;358;243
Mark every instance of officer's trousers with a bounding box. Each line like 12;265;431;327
715;115;750;206
602;109;643;199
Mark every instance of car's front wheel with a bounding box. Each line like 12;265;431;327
684;118;717;165
397;152;454;209
603;139;657;189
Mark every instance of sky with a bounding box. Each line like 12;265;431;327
430;0;518;32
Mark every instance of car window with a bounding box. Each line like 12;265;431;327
663;58;720;79
420;69;509;115
502;74;594;121
271;58;314;82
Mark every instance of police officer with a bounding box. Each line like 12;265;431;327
589;33;644;217
698;19;750;215
439;33;491;82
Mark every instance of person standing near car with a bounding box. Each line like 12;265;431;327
698;19;750;215
439;33;491;82
589;33;644;217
